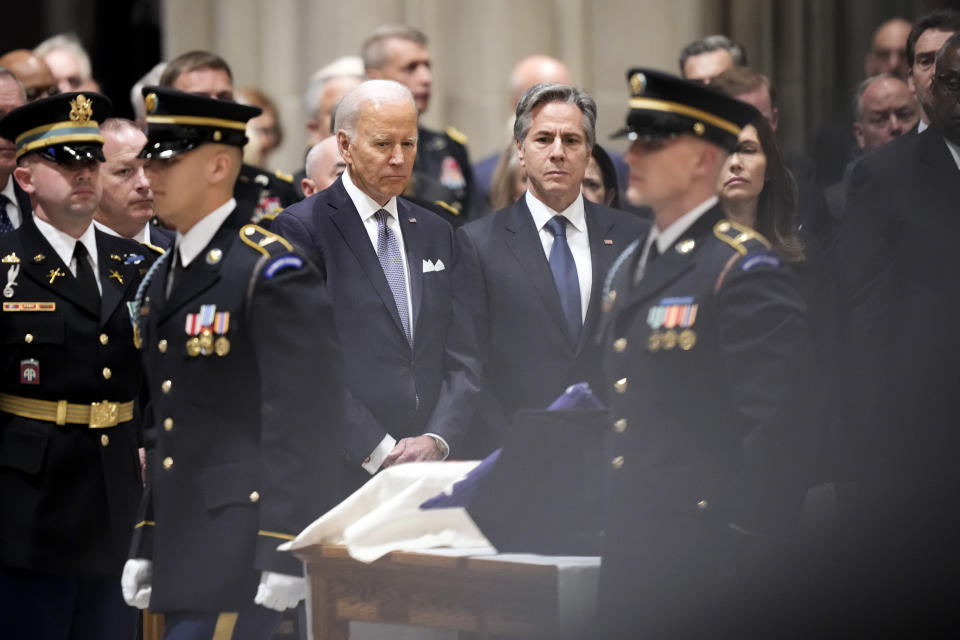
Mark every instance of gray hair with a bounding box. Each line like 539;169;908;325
0;66;26;102
362;25;428;71
678;34;748;73
303;56;365;117
852;73;911;121
100;117;142;136
513;83;597;149
334;80;417;140
34;33;92;81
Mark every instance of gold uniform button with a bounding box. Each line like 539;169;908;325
163;417;174;431
162;456;173;470
697;500;708;511
24;333;33;344
611;455;624;470
161;380;172;394
613;418;627;433
613;337;627;353
158;339;168;353
249;491;260;503
102;367;112;380
100;434;109;447
614;378;628;394
99;333;109;345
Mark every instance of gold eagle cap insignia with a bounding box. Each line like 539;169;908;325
629;72;646;96
69;94;94;125
145;92;157;114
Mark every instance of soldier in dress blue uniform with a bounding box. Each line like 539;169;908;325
596;69;815;638
0;91;153;639
119;87;345;640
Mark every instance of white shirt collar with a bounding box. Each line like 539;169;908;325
943;136;960;172
524;190;586;233
341;169;399;222
646;195;718;255
174;198;236;268
94;219;151;244
918;119;929;134
33;214;98;271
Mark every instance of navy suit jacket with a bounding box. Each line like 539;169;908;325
455;196;648;457
273;177;479;471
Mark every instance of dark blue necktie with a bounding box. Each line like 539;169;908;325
545;215;581;344
375;209;411;344
0;194;14;234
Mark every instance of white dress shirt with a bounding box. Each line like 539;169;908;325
94;218;157;245
172;198;236;268
525;190;592;322
944;137;960;172
33;214;101;293
1;177;23;230
341;171;448;472
635;196;718;282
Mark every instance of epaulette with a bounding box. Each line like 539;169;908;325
274;169;294;184
712;220;771;256
445;126;468;146
238;224;293;257
434;200;461;216
141;241;166;255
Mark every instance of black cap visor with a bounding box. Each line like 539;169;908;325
32;143;105;166
138;124;249;160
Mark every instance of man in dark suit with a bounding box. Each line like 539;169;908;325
0;67;29;231
0;91;152;639
94;117;173;253
273;80;478;488
121;87;344;639
455;82;647;458
837;33;960;506
597;69;812;638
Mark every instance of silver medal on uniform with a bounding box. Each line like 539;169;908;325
3;263;20;298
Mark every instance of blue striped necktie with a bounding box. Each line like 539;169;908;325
545;215;581;344
374;209;411;344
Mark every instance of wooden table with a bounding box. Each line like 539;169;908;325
295;545;596;640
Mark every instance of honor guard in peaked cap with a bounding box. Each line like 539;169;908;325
138;85;261;159
612;68;759;152
0;91;111;163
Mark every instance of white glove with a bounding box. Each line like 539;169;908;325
121;558;153;609
253;571;306;612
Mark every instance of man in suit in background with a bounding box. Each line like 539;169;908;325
0;67;28;231
273;80;478;490
455;82;647;458
93;117;173;252
838;32;960;507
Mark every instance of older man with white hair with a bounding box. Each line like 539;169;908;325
300;136;346;197
274;80;479;493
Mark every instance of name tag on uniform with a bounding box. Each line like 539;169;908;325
3;302;56;312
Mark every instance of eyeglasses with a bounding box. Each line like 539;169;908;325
25;84;60;102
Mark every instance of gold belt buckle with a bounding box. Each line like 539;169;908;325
89;401;119;429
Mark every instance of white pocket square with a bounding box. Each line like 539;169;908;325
422;259;445;273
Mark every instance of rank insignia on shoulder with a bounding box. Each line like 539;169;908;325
239;224;293;256
445;126;468;145
274;169;294;184
713;220;771;256
264;255;303;279
740;253;781;271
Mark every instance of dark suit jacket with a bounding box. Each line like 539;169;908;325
837;125;960;492
455;196;648;458
130;208;344;611
0;216;151;576
272;177;479;475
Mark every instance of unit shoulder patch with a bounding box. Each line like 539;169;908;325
713;220;772;256
239;224;293;257
263;254;304;279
